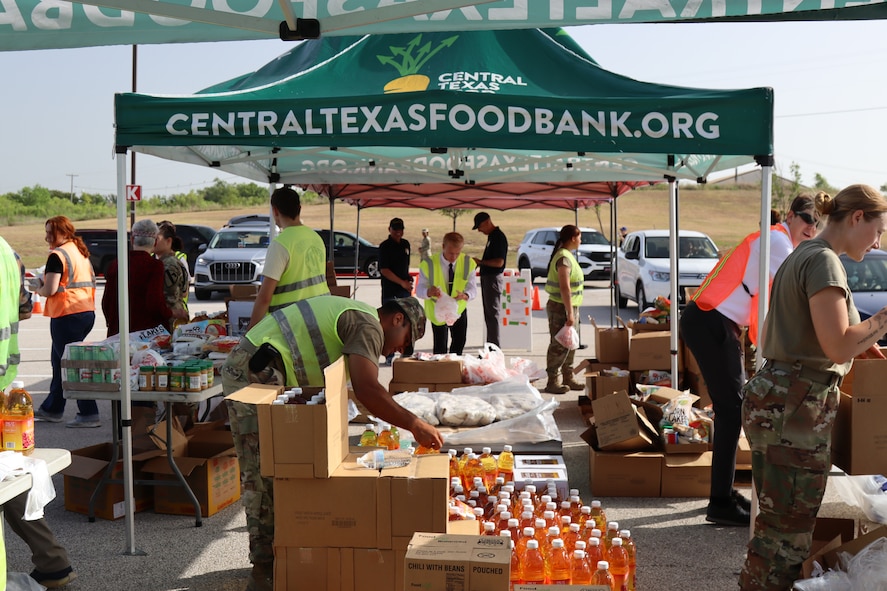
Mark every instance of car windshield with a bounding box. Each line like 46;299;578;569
845;255;887;292
645;236;718;259
581;231;610;246
209;229;269;249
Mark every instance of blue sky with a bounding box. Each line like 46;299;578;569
2;20;886;197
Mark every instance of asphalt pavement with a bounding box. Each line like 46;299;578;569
8;277;860;590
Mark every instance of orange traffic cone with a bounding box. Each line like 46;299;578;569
532;286;542;311
32;293;42;314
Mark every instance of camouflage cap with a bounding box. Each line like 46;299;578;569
392;297;426;345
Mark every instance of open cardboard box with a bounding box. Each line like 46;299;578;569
586;390;658;452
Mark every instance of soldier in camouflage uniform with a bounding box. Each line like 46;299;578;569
739;184;887;591
222;297;442;591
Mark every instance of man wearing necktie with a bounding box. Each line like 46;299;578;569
417;232;478;355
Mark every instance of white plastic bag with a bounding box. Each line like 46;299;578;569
434;293;461;326
554;325;579;350
436;393;497;427
443;399;562;445
462;343;510;384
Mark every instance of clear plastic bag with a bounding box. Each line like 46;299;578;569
443;398;561;445
554;325;579;350
434;293;461;326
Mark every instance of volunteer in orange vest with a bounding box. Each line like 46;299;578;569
31;216;100;427
680;193;822;526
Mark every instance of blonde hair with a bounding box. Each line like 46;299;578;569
442;232;464;247
818;184;887;224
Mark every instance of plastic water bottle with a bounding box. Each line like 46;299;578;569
521;540;546;584
497;444;514;482
591;560;614;587
547;538;571;584
356;449;412;469
358;424;378;447
863;475;887;494
570;548;593;584
620;529;638;591
3;381;34;455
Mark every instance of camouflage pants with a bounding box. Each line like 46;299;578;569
221;343;282;569
739;368;839;591
546;300;576;375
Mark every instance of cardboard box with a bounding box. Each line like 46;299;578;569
226;357;349;479
636;398;710;454
229;284;259;300
274;547;341;591
62;443;155;520
144;429;241;517
629;331;680;371
329;285;351;298
800;517;858;579
403;533;510;591
736;435;752;467
584;371;631;401
512;467;570;502
388;382;461;394
661;452;712;497
587;391;657;452
630;321;670;334
832;359;887;475
591;317;629;363
274;454;449;550
587;447;662;497
392;358;463;384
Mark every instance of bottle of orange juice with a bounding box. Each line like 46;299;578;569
4;381;35;455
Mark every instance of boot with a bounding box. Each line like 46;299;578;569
544;372;569;395
562;369;584;391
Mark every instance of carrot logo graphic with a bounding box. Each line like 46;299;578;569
378;34;458;94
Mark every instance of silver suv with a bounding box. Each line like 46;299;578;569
193;219;271;300
517;227;613;281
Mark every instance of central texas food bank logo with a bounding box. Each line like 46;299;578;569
378;34;458;93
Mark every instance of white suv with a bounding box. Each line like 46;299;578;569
616;229;719;310
193;220;271;300
516;227;613;281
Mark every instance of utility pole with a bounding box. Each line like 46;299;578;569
66;173;78;202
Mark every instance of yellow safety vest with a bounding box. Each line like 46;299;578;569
269;226;330;313
245;296;377;386
44;241;96;318
419;254;476;326
545;249;584;306
0;238;21;390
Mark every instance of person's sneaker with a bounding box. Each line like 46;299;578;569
732;489;752;513
34;408;64;423
31;566;77;588
65;414;101;428
706;498;751;526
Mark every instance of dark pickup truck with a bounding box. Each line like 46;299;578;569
76;225;216;276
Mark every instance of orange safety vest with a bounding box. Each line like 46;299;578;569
691;224;789;345
44;242;96;318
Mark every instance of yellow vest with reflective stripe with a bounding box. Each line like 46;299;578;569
245;296;376;386
269;225;330;313
545;249;584;306
419;254;476;326
44;241;96;318
0;238;21;390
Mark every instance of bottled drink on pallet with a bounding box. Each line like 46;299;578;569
358;423;377;447
570;548;593;584
547;538;571;584
591;560;614;588
521;540;546;584
609;536;630;591
620;529;638;591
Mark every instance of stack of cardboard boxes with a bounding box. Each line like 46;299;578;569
226;358;456;591
832;358;887;476
388;358;465;394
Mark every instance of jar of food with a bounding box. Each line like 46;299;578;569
155;366;170;391
138;366;155;391
185;365;202;393
170;366;185;392
205;360;215;388
199;361;209;390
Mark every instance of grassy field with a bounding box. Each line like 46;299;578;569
5;185;767;268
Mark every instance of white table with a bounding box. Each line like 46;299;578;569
0;449;71;505
64;385;223;526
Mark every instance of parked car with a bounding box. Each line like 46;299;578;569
193;223;381;300
841;249;887;344
76;224;215;277
516;227;613;280
315;229;381;279
616;229;719;310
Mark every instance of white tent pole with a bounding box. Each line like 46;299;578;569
667;172;680;382
116;149;139;555
353;205;361;297
610;197;617;326
756;163;774;368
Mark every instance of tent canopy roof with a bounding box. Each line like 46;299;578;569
115;28;773;190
